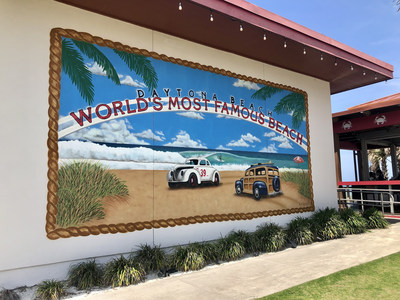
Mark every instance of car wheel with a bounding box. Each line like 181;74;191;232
272;176;281;192
213;173;220;186
168;182;177;189
235;184;242;195
188;173;198;188
253;187;261;200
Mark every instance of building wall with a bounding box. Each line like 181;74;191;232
0;0;336;288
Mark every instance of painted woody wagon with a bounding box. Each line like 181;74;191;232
235;162;281;200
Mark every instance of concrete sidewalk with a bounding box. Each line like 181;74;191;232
74;222;400;300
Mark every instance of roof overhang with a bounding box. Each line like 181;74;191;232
333;93;400;150
56;0;394;94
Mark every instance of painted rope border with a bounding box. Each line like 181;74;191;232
46;28;314;240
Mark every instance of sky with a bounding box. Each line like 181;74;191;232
60;38;308;156
250;0;400;180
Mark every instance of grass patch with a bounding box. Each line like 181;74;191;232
260;252;400;300
280;170;310;198
35;280;66;300
56;161;129;227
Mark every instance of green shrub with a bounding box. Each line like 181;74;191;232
132;244;166;272
0;289;20;300
286;217;314;245
104;256;145;287
254;223;287;252
171;245;206;272
362;208;389;229
226;230;257;253
68;260;103;290
311;208;347;240
340;208;368;234
217;234;245;261
35;280;66;300
187;242;219;264
56;161;129;227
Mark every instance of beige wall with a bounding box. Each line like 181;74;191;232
0;0;336;288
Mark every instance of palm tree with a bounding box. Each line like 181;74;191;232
251;85;305;129
61;38;158;105
368;148;389;178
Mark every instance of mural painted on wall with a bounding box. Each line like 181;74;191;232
46;28;314;239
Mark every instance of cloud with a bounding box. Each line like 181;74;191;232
241;133;261;143
134;129;165;142
216;145;232;150
164;130;207;148
120;75;147;88
233;79;260;90
86;61;147;88
176;112;205;120
264;132;276;138
278;139;293;149
259;144;278;153
226;132;261;148
155;130;165;137
271;135;288;143
271;134;293;149
217;115;237;120
86;62;107;76
64;119;149;145
227;139;249;147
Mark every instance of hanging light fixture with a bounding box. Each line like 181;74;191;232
303;47;306;55
178;1;182;10
263;32;267;40
375;73;378;80
363;70;366;76
240;22;243;31
334;57;338;66
284;39;287;48
210;10;214;22
350;65;354;71
320;52;324;61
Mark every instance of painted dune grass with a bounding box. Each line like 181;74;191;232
280;170;311;199
261;252;400;300
56;161;129;227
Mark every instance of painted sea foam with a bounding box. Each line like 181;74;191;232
59;140;308;171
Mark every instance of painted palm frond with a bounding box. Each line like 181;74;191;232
62;39;95;104
274;93;305;129
251;85;283;100
113;50;158;91
71;39;121;85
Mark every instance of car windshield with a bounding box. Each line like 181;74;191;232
186;159;198;165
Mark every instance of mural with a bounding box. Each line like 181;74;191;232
46;28;314;239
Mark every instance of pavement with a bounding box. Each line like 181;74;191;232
73;221;400;300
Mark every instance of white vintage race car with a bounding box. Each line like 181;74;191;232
167;157;221;188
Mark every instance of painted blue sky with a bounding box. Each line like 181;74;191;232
59;37;308;155
251;0;400;180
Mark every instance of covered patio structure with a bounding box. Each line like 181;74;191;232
333;93;400;215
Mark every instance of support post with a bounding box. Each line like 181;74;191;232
334;133;342;183
360;140;369;181
390;144;399;179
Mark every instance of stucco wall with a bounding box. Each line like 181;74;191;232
0;0;336;288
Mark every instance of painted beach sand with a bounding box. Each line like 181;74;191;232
82;169;312;226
